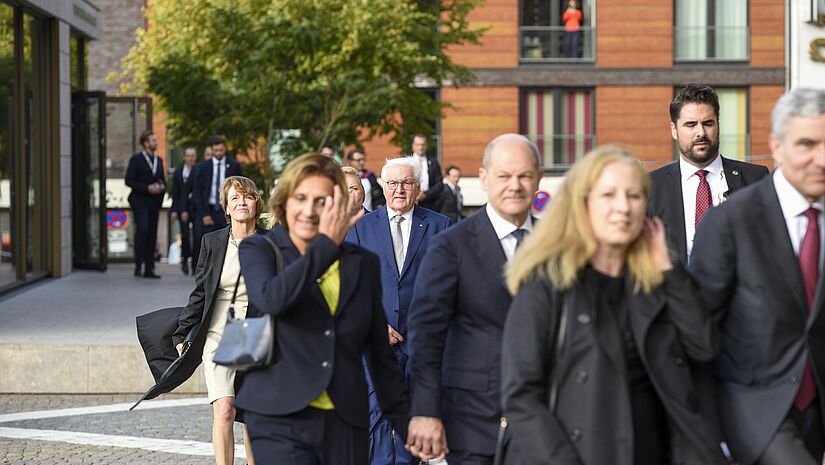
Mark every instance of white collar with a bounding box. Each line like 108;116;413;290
444;179;458;190
387;206;414;223
679;154;724;182
486;203;533;240
212;157;224;166
774;168;825;219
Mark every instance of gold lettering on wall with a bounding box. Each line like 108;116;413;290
811;38;825;62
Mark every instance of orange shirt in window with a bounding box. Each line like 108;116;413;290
563;9;582;32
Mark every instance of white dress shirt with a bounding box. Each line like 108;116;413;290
773;168;825;268
413;154;430;192
182;164;192;182
387;206;414;267
209;157;226;206
681;155;729;258
486;204;534;262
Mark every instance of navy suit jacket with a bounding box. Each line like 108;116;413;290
125;151;165;209
191;157;243;219
407;206;518;455
171;164;195;215
235;226;410;436
345;205;450;347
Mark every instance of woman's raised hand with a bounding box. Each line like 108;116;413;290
644;217;673;272
319;185;364;245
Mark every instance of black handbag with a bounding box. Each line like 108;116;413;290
213;234;284;371
492;293;569;465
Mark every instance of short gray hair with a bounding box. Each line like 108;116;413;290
771;88;825;141
483;134;542;170
381;157;421;182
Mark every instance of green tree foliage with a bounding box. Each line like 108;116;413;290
117;0;484;185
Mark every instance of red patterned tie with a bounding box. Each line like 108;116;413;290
695;170;712;227
795;207;820;411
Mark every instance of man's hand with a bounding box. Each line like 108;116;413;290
388;325;404;345
202;215;214;227
148;182;163;194
406;416;448;461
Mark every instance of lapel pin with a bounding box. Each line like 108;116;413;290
732;170;740;176
226;163;230;170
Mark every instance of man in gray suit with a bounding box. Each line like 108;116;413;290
690;88;825;465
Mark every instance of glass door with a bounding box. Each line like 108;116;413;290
71;91;107;270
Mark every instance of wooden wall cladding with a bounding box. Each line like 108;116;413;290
596;1;673;68
440;87;520;174
595;86;675;167
446;0;519;68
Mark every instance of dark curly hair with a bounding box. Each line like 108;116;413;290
669;84;720;124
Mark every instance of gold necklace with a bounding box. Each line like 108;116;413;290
229;228;240;248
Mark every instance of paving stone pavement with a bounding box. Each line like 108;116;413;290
0;394;247;464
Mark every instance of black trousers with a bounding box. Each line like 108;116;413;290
447;449;494;465
177;217;191;261
245;407;368;465
131;201;159;272
192;206;226;270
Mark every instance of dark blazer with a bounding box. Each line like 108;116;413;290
191;157;243;219
501;268;726;465
407;207;516;455
690;173;825;465
234;226;410;437
125;151;165;209
170;164;195;215
345;205;450;343
405;153;444;211
648;156;768;264
436;182;463;223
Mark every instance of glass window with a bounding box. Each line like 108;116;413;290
675;0;748;61
0;2;15;287
520;0;594;62
522;88;595;171
717;88;749;161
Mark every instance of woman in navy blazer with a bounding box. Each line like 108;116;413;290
236;154;410;464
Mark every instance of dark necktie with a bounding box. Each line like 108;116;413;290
213;162;221;205
795;207;820;411
511;228;528;249
695;170;712;227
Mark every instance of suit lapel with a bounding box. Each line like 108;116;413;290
401;207;428;278
758;178;808;315
721;156;743;194
470;208;508;293
203;227;230;321
663;163;688;263
371;207;399;276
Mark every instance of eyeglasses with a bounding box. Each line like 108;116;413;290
385;180;417;191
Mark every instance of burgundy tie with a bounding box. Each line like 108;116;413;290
695;170;712;227
795;207;820;411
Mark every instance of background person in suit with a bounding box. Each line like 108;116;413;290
690;88;825;465
405;134;541;464
236;154;410;465
171;146;197;275
436;165;464;223
502;146;726;465
649;84;768;264
172;176;263;465
346;157;450;465
346;148;384;212
406;134;444;211
192;135;243;270
125;130;166;279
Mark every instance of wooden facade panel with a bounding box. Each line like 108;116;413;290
447;0;518;68
749;85;784;168
359;132;403;174
595;86;674;163
750;0;784;67
596;0;672;68
441;87;520;174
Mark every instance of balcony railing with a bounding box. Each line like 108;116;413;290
520;26;595;62
674;25;749;61
525;134;596;171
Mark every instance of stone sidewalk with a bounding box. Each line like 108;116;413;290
0;264;207;394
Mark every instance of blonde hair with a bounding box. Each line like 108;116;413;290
220;176;264;220
269;153;348;228
506;145;663;295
